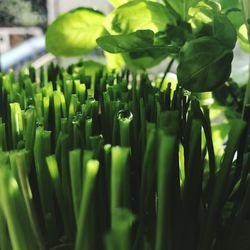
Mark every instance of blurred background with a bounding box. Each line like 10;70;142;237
0;0;112;72
0;0;249;85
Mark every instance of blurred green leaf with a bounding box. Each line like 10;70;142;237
104;52;126;70
46;8;105;57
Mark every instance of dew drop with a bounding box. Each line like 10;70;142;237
117;110;133;122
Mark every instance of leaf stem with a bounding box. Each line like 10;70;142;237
159;58;175;90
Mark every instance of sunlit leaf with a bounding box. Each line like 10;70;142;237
46;8;105;57
104;0;176;35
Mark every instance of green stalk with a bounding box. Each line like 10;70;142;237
34;93;43;123
69;149;83;223
85;117;93;149
10;103;23;149
23;109;36;151
75;160;99;250
43;96;50;130
0;206;11;250
60;132;75;238
0;168;33;250
159;58;175;90
181;119;202;250
0;122;7;150
118;110;133;147
15;151;45;250
111;147;130;228
201;119;247;250
82;150;94;182
46;155;73;239
155;130;180;250
134;129;158;250
105;209;135;250
53;91;62;141
34;127;57;243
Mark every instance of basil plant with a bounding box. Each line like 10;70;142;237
46;0;245;92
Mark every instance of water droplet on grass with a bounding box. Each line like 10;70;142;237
117;110;133;122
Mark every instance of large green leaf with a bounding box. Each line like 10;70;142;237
46;8;105;57
104;0;176;35
177;36;233;92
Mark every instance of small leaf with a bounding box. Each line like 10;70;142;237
46;8;105;57
177;36;233;92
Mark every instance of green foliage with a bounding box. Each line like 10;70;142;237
45;0;241;91
46;8;105;56
0;62;249;250
96;30;170;69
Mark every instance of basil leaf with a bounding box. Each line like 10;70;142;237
104;0;176;35
46;8;105;57
177;36;233;92
97;30;155;53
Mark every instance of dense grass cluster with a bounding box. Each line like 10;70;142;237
0;62;249;250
